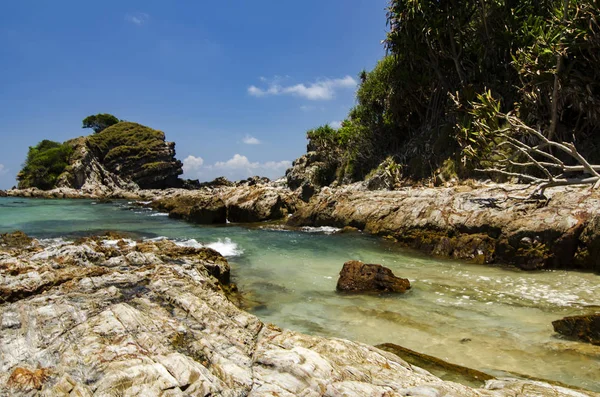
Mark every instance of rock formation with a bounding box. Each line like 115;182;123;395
288;183;600;271
149;183;299;224
16;121;183;195
336;260;411;293
553;314;600;346
0;232;594;396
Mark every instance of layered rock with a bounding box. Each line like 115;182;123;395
149;183;299;224
0;233;595;396
14;121;183;195
84;122;183;189
288;183;600;271
55;137;138;195
286;151;337;202
336;260;411;293
553;314;600;346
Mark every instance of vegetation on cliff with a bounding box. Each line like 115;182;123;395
87;121;183;188
17;140;73;190
305;0;600;186
82;113;120;133
17;118;183;190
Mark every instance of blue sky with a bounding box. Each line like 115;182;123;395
0;1;388;189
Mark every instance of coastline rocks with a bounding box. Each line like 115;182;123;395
150;184;299;224
336;260;411;293
0;234;593;396
286;151;336;202
553;314;600;346
55;136;139;194
0;190;6;197
288;183;600;271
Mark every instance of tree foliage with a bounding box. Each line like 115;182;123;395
307;0;600;185
17;140;73;190
82;113;120;134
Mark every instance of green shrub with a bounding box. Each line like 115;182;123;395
17;140;74;190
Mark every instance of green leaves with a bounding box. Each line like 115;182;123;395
17;140;73;190
82;113;120;134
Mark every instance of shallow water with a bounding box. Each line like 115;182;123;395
1;197;599;391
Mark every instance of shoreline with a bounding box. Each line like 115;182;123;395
5;181;600;272
1;231;597;395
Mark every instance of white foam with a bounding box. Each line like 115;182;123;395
175;239;203;249
102;239;136;248
38;237;71;248
206;238;244;257
300;226;341;235
149;212;169;217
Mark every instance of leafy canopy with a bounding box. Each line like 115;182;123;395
17;140;73;190
304;0;600;184
82;113;120;134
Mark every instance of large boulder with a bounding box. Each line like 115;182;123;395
336;260;411;293
552;314;600;345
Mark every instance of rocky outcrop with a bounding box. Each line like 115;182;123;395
286;151;337;202
84;122;183;189
16;121;183;194
55;137;138;195
289;183;600;271
0;190;6;197
337;260;411;293
0;233;595;396
150;183;299;224
553;314;600;346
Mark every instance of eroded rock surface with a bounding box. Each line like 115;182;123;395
289;183;600;271
336;260;411;293
1;233;594;396
149;183;299;224
553;314;600;346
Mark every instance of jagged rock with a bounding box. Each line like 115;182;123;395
16;121;182;195
0;190;6;197
199;176;235;188
237;176;271;187
55;136;138;194
553;314;600;345
0;235;593;396
150;185;298;224
336;260;411;293
224;186;294;222
288;183;600;271
286;151;336;202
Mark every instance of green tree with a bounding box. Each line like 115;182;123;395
17;140;73;190
82;113;120;133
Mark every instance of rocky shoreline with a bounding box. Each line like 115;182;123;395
1;232;596;396
5;179;600;272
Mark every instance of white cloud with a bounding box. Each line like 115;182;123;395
126;12;149;26
329;121;343;130
248;75;357;101
0;164;6;175
242;135;261;145
182;154;291;181
182;155;204;174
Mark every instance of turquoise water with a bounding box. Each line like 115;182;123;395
1;197;599;391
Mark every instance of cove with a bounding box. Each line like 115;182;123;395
1;197;598;392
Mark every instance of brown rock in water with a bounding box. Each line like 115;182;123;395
336;260;411;293
552;314;600;345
